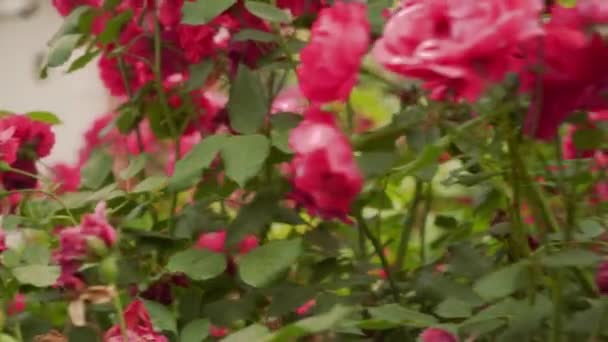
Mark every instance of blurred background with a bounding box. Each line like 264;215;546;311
0;0;107;163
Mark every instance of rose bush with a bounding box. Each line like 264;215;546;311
0;0;606;340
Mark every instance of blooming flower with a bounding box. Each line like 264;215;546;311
104;300;168;342
54;203;117;289
373;0;543;102
288;108;363;221
297;2;370;103
522;1;608;139
0;127;18;165
209;325;229;338
419;327;458;342
0;115;55;158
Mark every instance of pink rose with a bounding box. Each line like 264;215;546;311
373;0;543;101
104;300;168;342
297;2;370;103
288;108;363;221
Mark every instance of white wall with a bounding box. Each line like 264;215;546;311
0;1;108;164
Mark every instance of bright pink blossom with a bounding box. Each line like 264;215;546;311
238;235;259;255
209;325;229;338
373;0;543;102
195;231;227;253
288;108;363;221
52;163;81;193
419;328;458;342
295;299;316;316
272;86;307;114
178;15;240;63
0;127;18;165
297;2;370;103
0;115;55;158
6;293;26;316
104;300;168;342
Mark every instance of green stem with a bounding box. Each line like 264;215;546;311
507;134;531;260
113;291;129;341
13;322;23;342
5;189;78;225
152;5;180;231
550;272;564;342
357;213;400;302
395;180;422;271
419;183;433;265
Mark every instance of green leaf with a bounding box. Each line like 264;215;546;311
47;34;82;67
223;324;269;342
180;319;209;342
132;176;168;193
168;135;227;192
473;261;528;300
68;49;101;73
228;64;268;134
367;304;438;328
22;245;51;265
142;299;177;333
25;111;62;125
270;113;301;153
226;192;279;244
435;298;473;319
119;154;148;180
245;1;290;23
573;127;604;150
98;10;133;44
49;6;92;45
357;151;396;178
557;0;577;7
181;0;236;25
541;249;601;268
265;305;353;341
185;60;214;91
204;297;257;326
221;135;270;187
81;149;113;189
13;265;60;287
239;238;302;287
167;249;227;281
268;285;317;317
233;29;277;42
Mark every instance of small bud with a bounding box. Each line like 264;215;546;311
86;236;109;258
99;257;118;284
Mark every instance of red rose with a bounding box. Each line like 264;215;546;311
288;108;363;221
52;163;81;193
373;0;543;102
297;2;370;103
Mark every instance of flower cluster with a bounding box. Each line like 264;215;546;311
54;202;117;289
0;115;54;191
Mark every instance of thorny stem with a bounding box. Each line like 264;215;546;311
357;213;400;302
